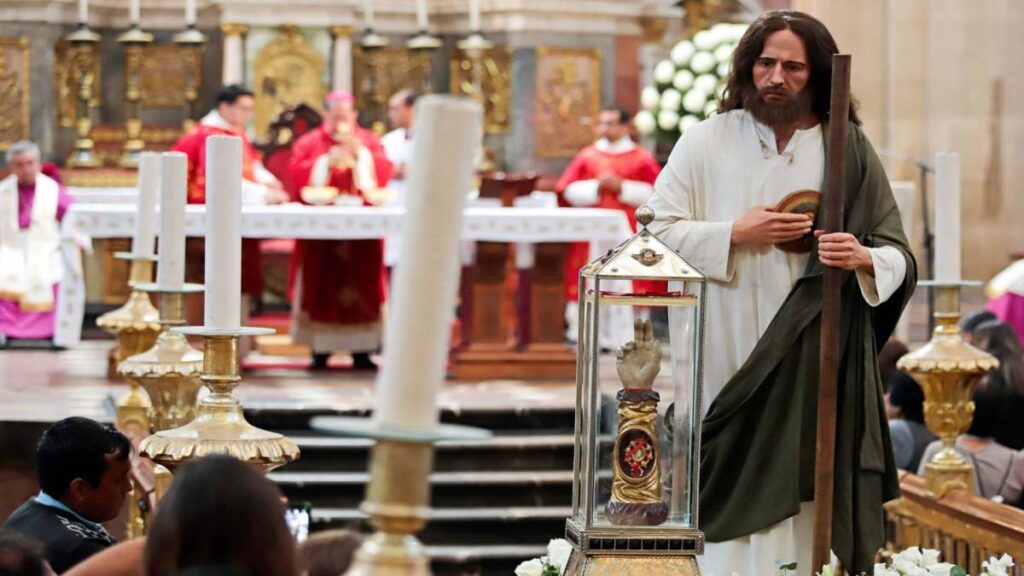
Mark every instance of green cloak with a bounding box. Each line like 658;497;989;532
698;121;917;574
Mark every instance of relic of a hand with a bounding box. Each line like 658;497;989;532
616;318;662;389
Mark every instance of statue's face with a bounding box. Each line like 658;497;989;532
9;152;39;186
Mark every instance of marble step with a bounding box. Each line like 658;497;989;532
245;406;576;433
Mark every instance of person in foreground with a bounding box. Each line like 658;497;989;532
3;417;132;573
646;9;916;574
144;455;296;576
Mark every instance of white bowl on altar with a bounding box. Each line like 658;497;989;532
300;186;339;206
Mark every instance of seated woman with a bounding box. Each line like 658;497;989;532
918;389;1024;507
973;320;1024;450
0;141;73;347
885;372;935;472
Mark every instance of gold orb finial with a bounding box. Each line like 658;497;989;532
636;205;655;228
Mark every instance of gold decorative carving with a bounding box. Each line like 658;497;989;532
0;37;29;150
450;47;511;134
253;25;325;136
55;38;101;129
535;47;601;158
138;44;202;109
353;45;433;131
330;25;354;39
220;23;249;38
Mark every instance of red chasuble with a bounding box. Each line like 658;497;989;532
172;121;266;298
555;142;665;301
287;125;393;352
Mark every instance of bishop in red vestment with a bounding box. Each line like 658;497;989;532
555;106;665;301
172;85;288;309
288;90;393;369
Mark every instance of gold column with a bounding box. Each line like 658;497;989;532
330;25;354;92
897;284;999;499
220;23;249;86
117;26;154;168
65;25;102;168
140;328;300;473
173;26;208;132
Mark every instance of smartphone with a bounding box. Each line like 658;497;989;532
284;501;312;543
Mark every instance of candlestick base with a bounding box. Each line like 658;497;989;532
896;283;999;499
309;418;490;576
119;285;205;431
139;328;300;473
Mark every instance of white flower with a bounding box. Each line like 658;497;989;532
660;88;682;111
982;553;1015;575
672;69;695;92
671;40;696;67
728;23;749;41
634;110;656;135
874;564;897;576
717;60;731;78
679;115;699;133
927;563;956;576
693;30;716;50
657;109;680;131
682;89;707;114
703;100;718;117
547;539;573;572
893;547;925;567
514;558;545;576
640;86;660;111
713;44;734;64
694;73;718;96
921;549;942;567
690;51;716;74
654;60;676;84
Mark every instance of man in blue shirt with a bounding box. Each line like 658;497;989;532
4;417;132;573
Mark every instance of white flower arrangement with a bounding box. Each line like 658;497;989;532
806;548;1014;576
514;539;573;576
636;22;748;138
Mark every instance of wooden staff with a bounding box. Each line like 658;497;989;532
812;53;852;573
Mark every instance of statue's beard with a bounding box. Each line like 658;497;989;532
744;85;813;127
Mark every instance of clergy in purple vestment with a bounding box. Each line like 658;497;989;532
0;141;73;344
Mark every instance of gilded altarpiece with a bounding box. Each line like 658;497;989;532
534;47;601;158
0;38;29;150
449;48;511;135
353;46;432;132
253;26;325;136
55;39;101;129
138;44;202;109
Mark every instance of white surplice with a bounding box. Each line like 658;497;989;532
647;110;906;575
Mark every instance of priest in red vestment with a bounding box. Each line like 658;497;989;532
172;84;288;313
288;90;393;369
555;105;665;303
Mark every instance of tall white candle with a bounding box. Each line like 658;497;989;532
132;152;160;258
78;0;88;24
204;136;242;330
157;153;187;290
185;0;196;25
469;0;480;31
416;0;428;30
363;0;375;27
934;152;961;283
129;0;140;25
375;96;482;432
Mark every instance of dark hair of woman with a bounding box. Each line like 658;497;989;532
718;9;861;125
144;455;296;576
973;320;1024;396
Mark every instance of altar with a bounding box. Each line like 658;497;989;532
55;201;636;358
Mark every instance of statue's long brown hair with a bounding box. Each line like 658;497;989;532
719;10;861;126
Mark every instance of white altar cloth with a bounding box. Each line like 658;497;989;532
55;204;634;348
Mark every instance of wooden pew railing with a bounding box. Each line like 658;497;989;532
884;472;1024;575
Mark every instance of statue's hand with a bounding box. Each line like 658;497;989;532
616;318;662;389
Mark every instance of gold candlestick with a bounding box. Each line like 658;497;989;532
65;24;102;169
118;285;205;431
140;327;300;473
97;255;162;383
117;26;154;168
897;283;999;498
173;26;207;133
309;418;491;576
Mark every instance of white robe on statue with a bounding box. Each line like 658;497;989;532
647;110;907;575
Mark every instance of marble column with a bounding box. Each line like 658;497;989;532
331;25;354;92
220;23;249;86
